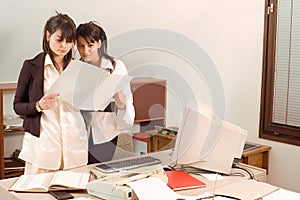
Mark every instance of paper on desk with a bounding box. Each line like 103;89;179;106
215;179;279;200
127;177;179;200
262;188;300;200
179;192;219;200
128;178;227;200
199;173;225;181
47;60;133;110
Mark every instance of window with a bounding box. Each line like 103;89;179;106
260;0;300;146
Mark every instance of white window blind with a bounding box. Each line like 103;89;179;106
273;0;300;127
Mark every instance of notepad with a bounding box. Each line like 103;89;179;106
165;170;206;191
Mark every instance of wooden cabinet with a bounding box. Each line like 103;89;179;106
131;77;166;132
130;77;167;154
0;83;24;179
150;132;176;152
133;130;175;153
240;142;271;174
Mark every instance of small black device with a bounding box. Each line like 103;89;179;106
243;143;260;151
49;191;74;200
162;165;174;171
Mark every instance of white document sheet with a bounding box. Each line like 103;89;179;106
127;177;179;200
262;188;300;200
47;60;133;110
199;173;225;181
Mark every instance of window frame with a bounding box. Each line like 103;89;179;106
260;0;300;146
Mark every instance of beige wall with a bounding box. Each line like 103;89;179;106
0;0;299;193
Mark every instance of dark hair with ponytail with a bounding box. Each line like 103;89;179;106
42;11;76;69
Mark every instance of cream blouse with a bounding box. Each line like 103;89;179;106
19;55;88;170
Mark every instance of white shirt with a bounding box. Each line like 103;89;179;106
81;59;135;144
19;56;88;170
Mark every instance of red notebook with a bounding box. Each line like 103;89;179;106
165;170;206;191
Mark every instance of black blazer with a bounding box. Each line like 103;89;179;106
13;52;46;137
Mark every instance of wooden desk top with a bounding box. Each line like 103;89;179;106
242;142;271;157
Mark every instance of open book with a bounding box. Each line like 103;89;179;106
9;171;90;192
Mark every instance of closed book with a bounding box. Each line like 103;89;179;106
165;170;206;191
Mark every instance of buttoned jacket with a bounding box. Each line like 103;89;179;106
14;52;46;137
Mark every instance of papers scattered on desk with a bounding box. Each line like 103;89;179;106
47;60;133;110
128;177;215;200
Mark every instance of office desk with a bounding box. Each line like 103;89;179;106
0;150;293;200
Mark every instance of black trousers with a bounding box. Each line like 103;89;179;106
83;102;118;164
88;133;118;164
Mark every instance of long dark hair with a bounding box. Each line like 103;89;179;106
42;12;76;69
76;21;115;70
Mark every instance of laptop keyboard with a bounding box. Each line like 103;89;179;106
95;156;161;173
